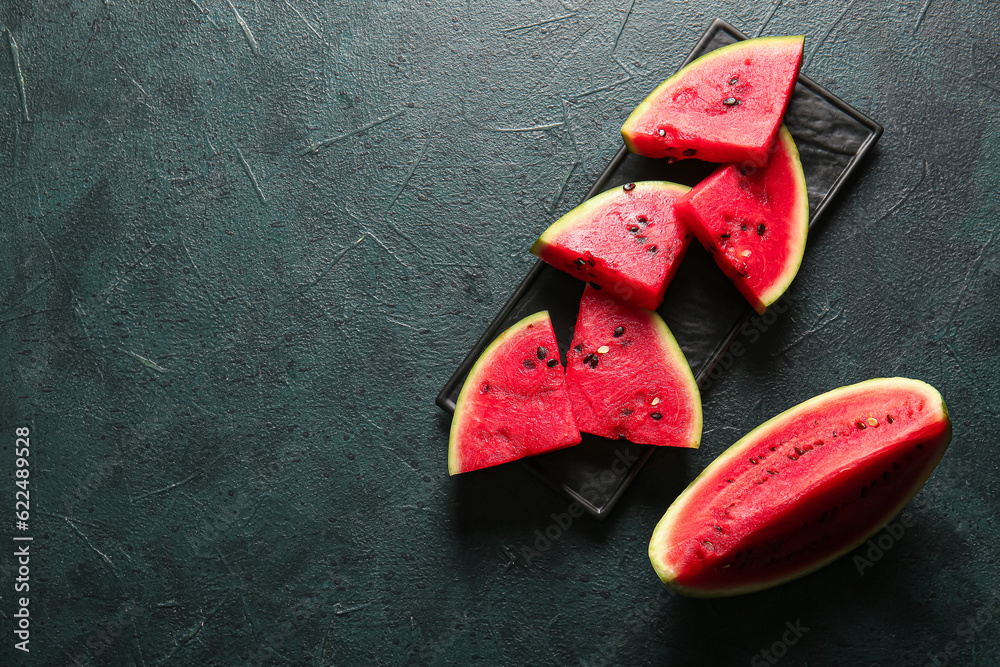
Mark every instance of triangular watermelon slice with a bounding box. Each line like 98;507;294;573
674;125;808;314
564;287;701;448
530;181;692;310
449;312;581;474
621;35;804;167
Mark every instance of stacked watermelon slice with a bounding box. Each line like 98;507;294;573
450;34;808;474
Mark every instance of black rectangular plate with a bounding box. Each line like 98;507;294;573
436;19;884;519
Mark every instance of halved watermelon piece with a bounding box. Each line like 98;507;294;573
674;126;808;314
649;378;952;597
449;312;581;475
530;181;692;310
564;287;701;448
622;35;804;166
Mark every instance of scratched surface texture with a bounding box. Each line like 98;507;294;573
1;0;998;665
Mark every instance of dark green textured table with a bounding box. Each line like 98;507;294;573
2;1;998;665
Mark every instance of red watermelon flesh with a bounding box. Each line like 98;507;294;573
530;181;692;310
449;312;581;474
622;36;804;166
674;126;808;314
564;287;701;448
649;378;952;597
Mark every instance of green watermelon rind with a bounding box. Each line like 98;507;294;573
648;377;951;597
641;307;703;449
757;125;809;311
621;35;805;162
448;311;567;476
565;287;702;448
530;181;692;256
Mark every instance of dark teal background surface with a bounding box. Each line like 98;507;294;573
1;1;998;665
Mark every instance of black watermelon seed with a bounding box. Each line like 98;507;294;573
856;420;867;430
729;77;738;85
886;414;894;424
769;446;776;451
537;346;547;359
546;358;558;368
794;446;804;456
749;457;758;464
648;245;657;252
574;344;583;352
651;412;662;420
587;259;595;266
575;258;586;266
757;223;766;236
582;353;595;364
682;148;697;157
741;223;747;231
623;182;635;191
613;326;624;337
629;226;640;233
523;359;536;369
588;356;599;369
726;479;735;483
637;215;648;223
715;525;723;532
722;97;739;106
482;383;489;393
589;282;602;290
720;233;731;239
787;454;798;461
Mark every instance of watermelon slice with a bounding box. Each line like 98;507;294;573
674;125;808;314
649;378;952;597
449;312;581;475
564;287;701;448
621;35;804;166
530;181;692;310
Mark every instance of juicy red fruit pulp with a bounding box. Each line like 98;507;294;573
651;379;951;595
674;127;807;314
622;36;804;166
532;182;692;310
449;313;581;474
564;287;701;448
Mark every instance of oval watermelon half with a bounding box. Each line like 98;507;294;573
449;312;581;475
621;35;804;166
649;378;952;597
